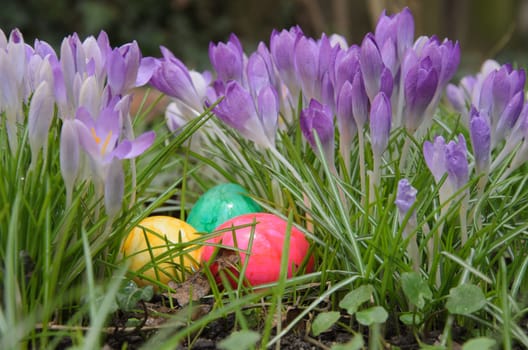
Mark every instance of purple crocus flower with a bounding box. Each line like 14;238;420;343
293;35;319;102
76;106;155;174
395;177;420;271
395;178;417;219
60;118;82;205
75;103;155;216
209;33;245;83
415;36;460;91
375;7;415;67
270;26;304;98
107;41;142;96
300;99;335;164
149;47;206;112
445;135;469;190
360;33;386;102
423;134;469;202
332;45;360;99
28;80;55;168
213;80;278;147
336;80;357;164
403;54;438;133
478;64;525;146
351;69;369;129
370;92;392;158
247;42;276;96
469;107;491;175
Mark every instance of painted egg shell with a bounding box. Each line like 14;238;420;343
201;213;314;287
187;183;261;233
121;216;201;287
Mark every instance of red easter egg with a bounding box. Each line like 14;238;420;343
201;213;314;287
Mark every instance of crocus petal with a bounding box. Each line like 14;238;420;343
104;159;125;218
446;134;469;189
209;33;244;82
119;131;156;159
28;81;55;161
247;49;272;95
360;33;384;101
423;135;447;183
446;83;466;113
294;36;318;100
60;119;81;192
351;70;369;128
370;92;392;157
395;178;417;216
469;107;491;174
256;85;279;146
300;99;335;158
495;90;524;144
107;49;126;95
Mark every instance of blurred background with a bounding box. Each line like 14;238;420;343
2;0;528;74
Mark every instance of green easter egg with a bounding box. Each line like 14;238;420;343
187;183;261;233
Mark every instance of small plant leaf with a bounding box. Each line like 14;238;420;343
462;337;496;350
331;333;364;350
339;284;374;315
116;280;154;311
217;330;261;350
356;306;388;326
312;311;340;336
445;284;486;315
399;312;422;325
401;272;432;309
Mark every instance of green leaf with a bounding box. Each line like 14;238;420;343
445;284;486;315
331;333;364;350
116;280;154;311
217;330;261;350
355;306;388;326
462;337;496;350
339;284;374;315
401;272;432;309
312;311;340;336
399;312;422;325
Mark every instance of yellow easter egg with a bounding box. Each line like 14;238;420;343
121;216;202;287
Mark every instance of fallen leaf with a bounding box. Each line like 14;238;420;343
163;272;211;306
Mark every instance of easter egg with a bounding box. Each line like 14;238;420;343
187;183;261;233
201;213;314;287
121;216;202;287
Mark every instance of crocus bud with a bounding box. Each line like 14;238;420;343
423;135;447;183
395;179;417;220
209;33;244;82
149;47;204;111
332;45;360;97
336;81;357;149
60;119;81;205
370;92;392;158
270;26;303;95
446;83;466;114
104;159;125;219
257;84;279;146
403;56;438;133
469;107;491;175
300;99;335;164
360;33;384;102
213;80;276;148
445;135;469;190
293;35;318;100
28;81;55;168
79;75;101;119
351;69;369;128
